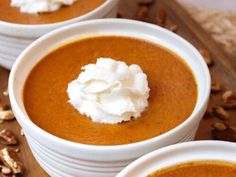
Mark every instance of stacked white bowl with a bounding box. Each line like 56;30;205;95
117;141;236;177
0;0;119;69
9;19;210;177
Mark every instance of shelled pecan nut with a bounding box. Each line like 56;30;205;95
199;48;214;66
211;81;221;92
212;123;236;142
212;106;230;120
222;90;236;109
0;107;14;121
0;130;18;146
212;122;227;131
0;148;23;175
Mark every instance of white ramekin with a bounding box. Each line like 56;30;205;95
0;0;119;70
117;141;236;177
9;19;211;177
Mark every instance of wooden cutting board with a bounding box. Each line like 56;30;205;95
0;0;235;176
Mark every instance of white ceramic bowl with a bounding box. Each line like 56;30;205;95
117;141;236;177
9;19;211;177
0;0;119;69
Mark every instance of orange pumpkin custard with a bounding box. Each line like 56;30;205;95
23;36;197;145
0;0;106;24
148;161;236;177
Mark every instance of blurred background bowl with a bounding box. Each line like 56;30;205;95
0;0;119;69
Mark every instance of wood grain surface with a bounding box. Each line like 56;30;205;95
0;0;235;176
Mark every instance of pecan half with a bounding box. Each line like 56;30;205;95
212;123;236;142
0;130;18;146
0;148;23;175
199;48;214;66
0;108;14;121
211;81;221;93
222;90;236;109
212;106;230;120
212;122;227;131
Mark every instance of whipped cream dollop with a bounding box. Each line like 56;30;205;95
67;58;150;124
11;0;77;14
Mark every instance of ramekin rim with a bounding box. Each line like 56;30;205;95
117;140;236;176
9;18;211;152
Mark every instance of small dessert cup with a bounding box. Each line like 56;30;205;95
9;19;210;177
117;141;236;177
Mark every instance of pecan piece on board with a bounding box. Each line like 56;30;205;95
0;148;24;175
0;130;18;146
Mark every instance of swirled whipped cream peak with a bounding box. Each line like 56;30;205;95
67;58;150;124
11;0;77;14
